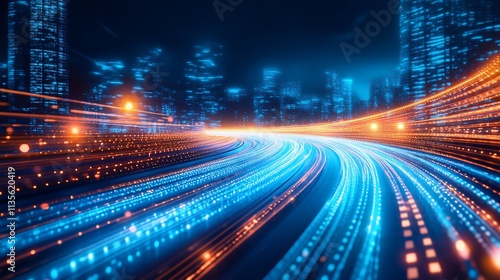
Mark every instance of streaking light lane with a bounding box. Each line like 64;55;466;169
2;133;500;280
265;136;500;280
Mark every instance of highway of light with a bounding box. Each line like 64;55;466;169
1;132;499;280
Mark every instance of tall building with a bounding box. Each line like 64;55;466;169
254;68;281;126
369;70;402;112
400;0;500;104
0;63;8;109
224;87;251;126
325;72;353;120
85;61;125;133
132;49;166;113
281;82;301;124
185;43;224;127
7;0;31;115
29;0;70;133
0;63;7;88
342;79;353;120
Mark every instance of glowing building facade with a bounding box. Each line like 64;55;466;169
325;72;353;121
7;0;31;119
185;43;224;127
225;87;251;126
29;0;69;133
85;61;125;133
369;70;402;112
254;68;282;126
400;0;500;103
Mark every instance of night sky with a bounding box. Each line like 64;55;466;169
0;0;401;99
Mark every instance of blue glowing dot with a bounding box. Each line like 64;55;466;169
321;276;329;280
50;269;58;278
127;255;133;262
105;267;112;274
88;253;94;261
328;264;335;271
70;261;76;269
103;246;108;253
154;241;159;248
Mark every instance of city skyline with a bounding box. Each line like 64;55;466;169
0;0;402;100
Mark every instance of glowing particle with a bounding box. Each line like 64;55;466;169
455;240;470;259
407;267;419;279
19;144;30;153
406;253;417;264
429;262;442;274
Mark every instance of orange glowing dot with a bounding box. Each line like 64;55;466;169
370;123;379;131
428;262;442;274
397;122;405;130
19;144;30;153
78;232;83;236
57;240;62;245
455;240;470;259
125;102;134;111
40;203;50;210
6;127;13;134
71;127;79;134
491;248;500;269
426;249;436;258
203;252;211;260
124;211;132;218
407;267;419;279
406;252;417;264
30;250;36;255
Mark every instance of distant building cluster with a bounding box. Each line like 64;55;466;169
2;0;500;133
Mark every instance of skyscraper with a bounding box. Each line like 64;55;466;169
400;0;500;104
7;0;31;114
369;70;401;112
85;61;125;133
0;63;8;108
185;43;224;127
29;0;69;133
342;79;353;120
325;71;341;120
254;68;281;126
225;87;251;126
280;82;301;124
0;63;7;88
325;72;353;120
